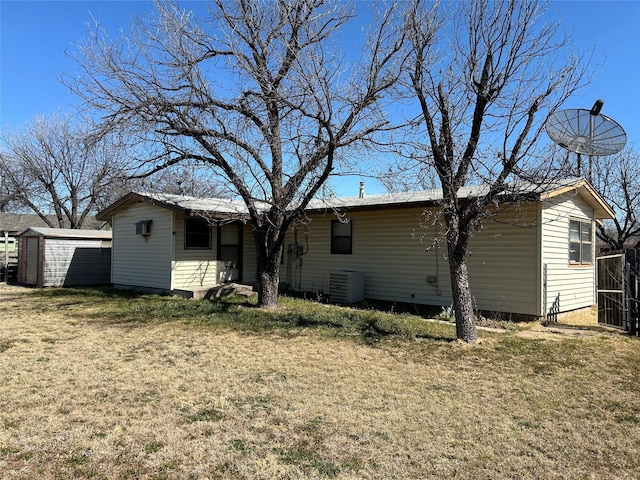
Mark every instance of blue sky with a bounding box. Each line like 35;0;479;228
1;0;639;196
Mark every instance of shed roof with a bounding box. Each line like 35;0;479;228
0;213;108;235
19;227;112;240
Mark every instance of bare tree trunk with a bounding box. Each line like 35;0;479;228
256;266;280;308
443;206;478;343
253;226;284;308
447;244;478;343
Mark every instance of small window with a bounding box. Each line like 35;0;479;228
0;237;16;252
331;220;352;255
185;218;211;249
135;220;152;236
569;219;592;265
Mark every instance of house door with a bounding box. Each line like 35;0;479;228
25;237;39;285
218;223;242;283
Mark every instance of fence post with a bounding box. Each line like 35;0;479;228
3;231;8;284
626;249;638;336
543;263;547;321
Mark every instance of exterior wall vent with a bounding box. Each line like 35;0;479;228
330;270;364;304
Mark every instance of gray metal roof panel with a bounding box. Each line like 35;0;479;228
136;191;250;215
20;227;112;239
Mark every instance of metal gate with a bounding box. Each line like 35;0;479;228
597;250;639;335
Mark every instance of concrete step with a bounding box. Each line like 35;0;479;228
191;283;256;300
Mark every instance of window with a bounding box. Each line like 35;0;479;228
0;237;16;252
135;220;152;236
185;218;211;249
217;223;242;265
569;219;592;265
331;220;352;254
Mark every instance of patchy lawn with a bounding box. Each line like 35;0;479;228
0;285;639;479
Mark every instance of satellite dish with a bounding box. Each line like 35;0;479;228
545;100;627;180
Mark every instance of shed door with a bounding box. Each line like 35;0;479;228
25;237;39;285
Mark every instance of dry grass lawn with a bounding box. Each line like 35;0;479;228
1;285;639;479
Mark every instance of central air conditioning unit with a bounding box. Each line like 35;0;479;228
330;270;364;304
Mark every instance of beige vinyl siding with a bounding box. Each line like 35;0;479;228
466;204;541;316
173;218;256;289
281;204;540;315
111;202;173;290
172;214;219;289
241;223;257;284
541;194;596;313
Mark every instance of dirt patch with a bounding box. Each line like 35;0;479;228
512;305;626;341
515;323;623;341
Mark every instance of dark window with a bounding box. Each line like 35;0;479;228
569;219;592;265
331;220;352;254
218;223;242;264
185;218;211;249
135;220;152;236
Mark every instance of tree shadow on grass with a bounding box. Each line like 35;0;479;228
31;287;456;343
233;302;458;343
32;286;146;300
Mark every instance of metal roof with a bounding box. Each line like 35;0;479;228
136;192;249;214
96;178;615;221
304;177;612;216
305;185;489;211
0;213;107;234
96;191;250;220
19;227;112;239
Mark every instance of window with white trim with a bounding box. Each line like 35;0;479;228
569;219;592;265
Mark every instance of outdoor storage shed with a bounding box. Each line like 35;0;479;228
18;227;112;287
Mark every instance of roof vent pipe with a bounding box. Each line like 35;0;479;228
359;181;365;199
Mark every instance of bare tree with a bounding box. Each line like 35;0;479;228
0;161;21;212
400;0;589;342
591;147;640;251
126;164;226;200
66;0;403;307
0;114;130;227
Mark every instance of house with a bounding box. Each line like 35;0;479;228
95;193;252;297
17;227;112;287
0;234;17;266
96;178;614;319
